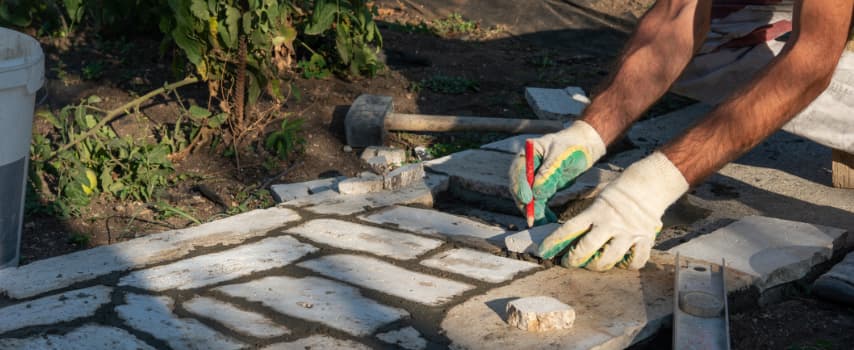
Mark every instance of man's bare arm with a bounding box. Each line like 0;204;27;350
661;0;854;186
581;0;712;145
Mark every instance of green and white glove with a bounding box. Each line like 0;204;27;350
538;151;689;271
509;121;606;226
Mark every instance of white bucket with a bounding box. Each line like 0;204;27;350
0;27;44;269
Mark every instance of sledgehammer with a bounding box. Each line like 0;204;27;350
345;94;565;147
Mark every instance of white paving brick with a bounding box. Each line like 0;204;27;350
119;235;317;291
360;206;509;243
669;216;849;291
0;285;112;334
216;276;407;336
0;207;301;299
285;174;447;215
525;86;588;120
421;248;540;283
377;327;428;350
0;324;154;350
183;297;289;338
262;335;371;350
299;254;474;306
286;219;442;260
504;223;561;256
116;293;244;350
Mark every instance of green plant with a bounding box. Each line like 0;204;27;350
152;201;201;225
68;232;90;246
302;0;384;77
431;13;477;37
297;53;331;79
81;61;105;80
264;117;304;160
427;140;481;158
422;75;479;94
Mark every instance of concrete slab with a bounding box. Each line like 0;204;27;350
420;248;540;283
216;276;408;336
424;149;514;200
299;254;474;306
116;293;244;350
0;286;112;334
262;335;371;350
441;254;676;350
270;177;344;202
504;223;561;256
0;325;155;350
457;208;528;231
377;327;427;350
481;134;542;154
359;205;509;243
338;176;384;195
525;87;589;120
118;236;317;291
627;103;713;149
385;163;425;191
183;297;290;338
286;219;442;260
669;215;849;292
0;207;301;299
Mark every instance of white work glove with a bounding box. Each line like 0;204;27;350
537;151;689;271
509;121;606;225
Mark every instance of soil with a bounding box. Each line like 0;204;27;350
14;1;853;349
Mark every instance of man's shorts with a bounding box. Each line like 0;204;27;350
671;0;853;153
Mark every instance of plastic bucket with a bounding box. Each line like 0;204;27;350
0;27;44;269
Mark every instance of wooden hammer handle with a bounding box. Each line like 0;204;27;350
386;113;566;134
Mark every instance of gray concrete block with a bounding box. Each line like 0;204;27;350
361;146;407;165
359;205;509;244
424;149;514;199
504;223;561;256
506;296;576;332
668;215;849;292
525;87;588;120
286;219;442;260
0;286;112;334
338;174;384;195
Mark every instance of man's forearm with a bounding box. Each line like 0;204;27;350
661;0;853;186
581;0;711;145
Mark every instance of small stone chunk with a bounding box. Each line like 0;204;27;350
384;163;425;190
506;296;576;332
525;87;589;120
270;177;344;202
361;146;407;165
338;173;384;194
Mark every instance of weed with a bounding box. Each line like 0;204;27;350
68;232;90;246
81;61;105;80
297;53;331;79
265;117;305;160
152;201;201;225
431;13;478;37
385;21;432;35
427;140;482;158
422;75;479;94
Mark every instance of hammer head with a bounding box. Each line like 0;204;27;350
345;94;394;147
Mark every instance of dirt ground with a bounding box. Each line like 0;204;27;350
17;1;853;349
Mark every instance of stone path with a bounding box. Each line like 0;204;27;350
0;104;850;349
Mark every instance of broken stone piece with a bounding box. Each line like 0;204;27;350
384;163;425;190
337;173;384;195
525;87;589;120
361;146;407;166
505;296;575;332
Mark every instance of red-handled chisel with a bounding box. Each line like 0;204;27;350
525;139;535;228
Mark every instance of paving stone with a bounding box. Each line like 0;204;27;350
116;293;244;350
262;335;371;350
458;208;528;231
299;254;474;306
420;248;540;283
668;215;849;292
627;103;713;149
480;134;542;154
286;174;448;215
183;297;290;338
384;163;425;190
0;285;112;334
424;149;514;199
812;251;854;306
287;219;442;260
337;175;384;195
0;207;300;299
504;223;561;256
525;87;588;120
0;324;155;350
118;235;317;291
506;296;576;332
216;276;408;336
360;205;509;244
361;146;407;165
441;253;678;350
376;327;428;350
270;177;344;202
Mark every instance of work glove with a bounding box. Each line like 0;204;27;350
538;151;689;271
509;121;606;226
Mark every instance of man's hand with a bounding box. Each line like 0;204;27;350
538;151;688;271
509;121;606;226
